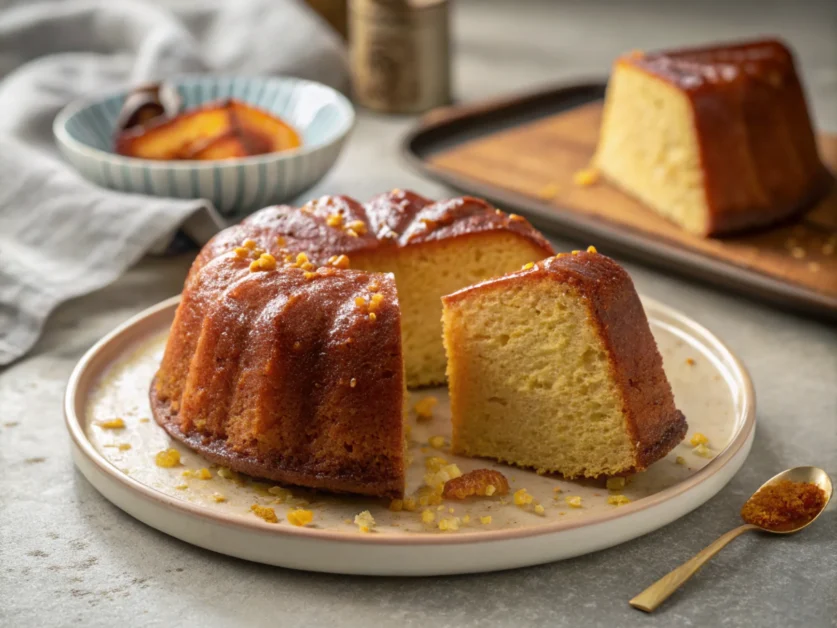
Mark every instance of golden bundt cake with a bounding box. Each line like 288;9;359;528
186;189;554;387
593;38;831;236
441;249;687;478
153;252;406;498
152;190;554;497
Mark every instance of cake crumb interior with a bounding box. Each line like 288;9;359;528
443;277;636;478
355;232;547;388
594;64;708;235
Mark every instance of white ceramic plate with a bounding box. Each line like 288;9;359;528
65;296;755;576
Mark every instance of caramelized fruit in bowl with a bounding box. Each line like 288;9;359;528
114;98;302;161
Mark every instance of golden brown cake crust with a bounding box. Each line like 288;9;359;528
152;257;406;498
151;379;404;498
619;38;831;236
190;190;553;280
444;251;687;472
541;252;687;470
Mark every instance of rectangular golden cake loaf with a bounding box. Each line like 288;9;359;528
594;38;830;236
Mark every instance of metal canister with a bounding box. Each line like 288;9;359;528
349;0;451;114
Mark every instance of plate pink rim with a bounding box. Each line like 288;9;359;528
64;295;756;546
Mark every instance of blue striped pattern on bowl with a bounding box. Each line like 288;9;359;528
54;76;354;216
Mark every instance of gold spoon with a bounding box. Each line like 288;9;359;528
630;466;832;613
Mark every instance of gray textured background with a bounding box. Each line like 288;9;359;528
1;1;836;626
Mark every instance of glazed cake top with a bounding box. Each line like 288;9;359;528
619;38;800;93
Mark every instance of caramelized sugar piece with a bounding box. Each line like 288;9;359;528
442;469;510;499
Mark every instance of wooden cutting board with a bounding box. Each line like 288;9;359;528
403;84;837;318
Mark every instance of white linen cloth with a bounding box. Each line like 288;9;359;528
0;0;349;365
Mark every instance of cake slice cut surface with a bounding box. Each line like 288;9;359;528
353;229;552;388
441;250;687;478
352;192;555;387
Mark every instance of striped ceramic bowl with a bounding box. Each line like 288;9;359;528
54;75;354;216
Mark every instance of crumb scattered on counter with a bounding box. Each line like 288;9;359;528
692;443;713;458
690;432;709;447
537;183;560;200
428;435;446;449
513;488;534;507
438;517;460;532
182;467;212;479
250;504;278;523
287;509;313;527
97;418;125;429
414;396;438;420
607;495;631;506
104;443;132;451
155;448;181;468
565;496;583;508
573;167;600;187
354;510;375;533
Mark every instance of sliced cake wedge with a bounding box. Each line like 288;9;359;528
593;39;829;236
441;249;687;478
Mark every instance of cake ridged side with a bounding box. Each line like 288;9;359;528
544;253;688;469
153;256;406;498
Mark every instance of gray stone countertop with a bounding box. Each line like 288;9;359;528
1;1;835;626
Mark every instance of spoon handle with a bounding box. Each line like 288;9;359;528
629;523;759;612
